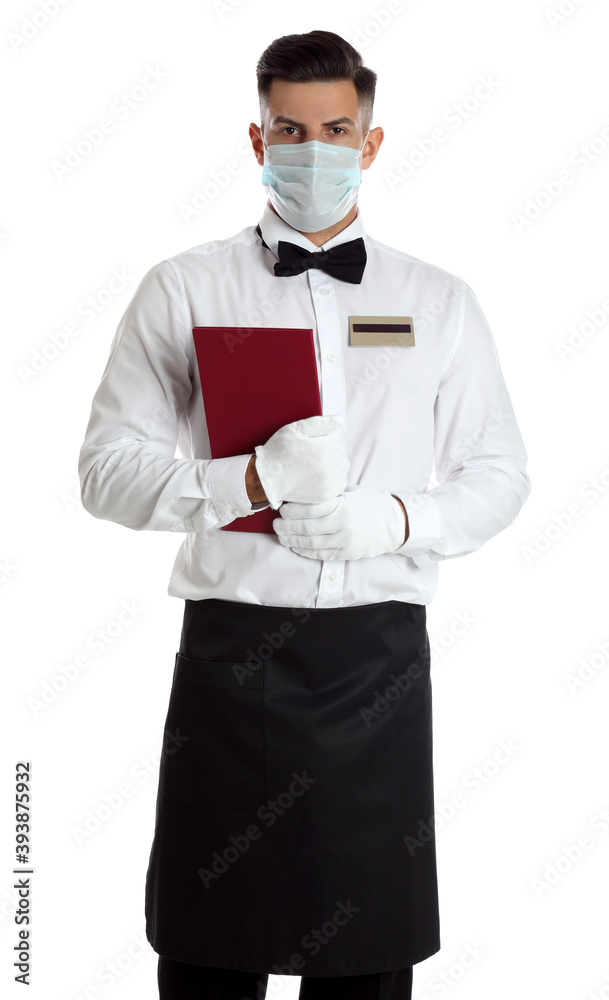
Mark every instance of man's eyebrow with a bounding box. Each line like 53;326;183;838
271;116;357;128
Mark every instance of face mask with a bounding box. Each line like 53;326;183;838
261;129;370;233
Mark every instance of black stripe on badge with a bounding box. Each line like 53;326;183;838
352;323;412;333
348;316;415;347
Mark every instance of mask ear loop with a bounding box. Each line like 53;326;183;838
357;128;372;179
357;128;371;175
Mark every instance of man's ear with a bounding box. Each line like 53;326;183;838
249;124;264;166
363;127;384;170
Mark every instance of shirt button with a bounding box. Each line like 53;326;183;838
232;508;242;517
328;572;337;582
318;288;329;296
326;353;336;363
185;521;194;530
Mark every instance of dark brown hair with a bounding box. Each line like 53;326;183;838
256;30;377;135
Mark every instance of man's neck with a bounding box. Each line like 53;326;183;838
269;202;358;247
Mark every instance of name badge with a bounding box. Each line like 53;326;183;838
348;316;415;347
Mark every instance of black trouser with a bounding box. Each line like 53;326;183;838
158;955;413;999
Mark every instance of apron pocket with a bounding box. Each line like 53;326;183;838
158;652;264;811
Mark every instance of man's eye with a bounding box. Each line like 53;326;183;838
329;127;346;135
281;127;298;135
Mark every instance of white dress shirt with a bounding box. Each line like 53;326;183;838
78;202;531;609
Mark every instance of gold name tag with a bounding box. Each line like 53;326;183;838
348;316;415;347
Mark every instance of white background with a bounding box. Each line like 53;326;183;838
2;0;609;997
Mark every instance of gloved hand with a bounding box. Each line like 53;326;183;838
272;486;407;561
254;414;349;510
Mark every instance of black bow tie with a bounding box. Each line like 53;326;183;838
257;226;367;284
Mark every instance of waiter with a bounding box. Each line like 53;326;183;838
78;28;531;1000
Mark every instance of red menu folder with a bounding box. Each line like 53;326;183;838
192;326;322;532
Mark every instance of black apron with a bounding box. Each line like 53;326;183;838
144;598;440;978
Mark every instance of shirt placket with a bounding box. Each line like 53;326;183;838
307;267;347;608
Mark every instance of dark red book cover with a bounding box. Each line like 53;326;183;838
192;327;322;532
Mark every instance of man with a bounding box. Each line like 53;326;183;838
78;29;531;1000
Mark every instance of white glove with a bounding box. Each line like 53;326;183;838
254;414;349;510
272;486;407;561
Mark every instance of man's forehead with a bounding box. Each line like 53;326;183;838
264;78;361;125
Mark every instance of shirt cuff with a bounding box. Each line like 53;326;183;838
392;491;445;568
207;454;270;525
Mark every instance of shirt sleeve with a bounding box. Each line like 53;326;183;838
392;279;532;568
77;259;270;532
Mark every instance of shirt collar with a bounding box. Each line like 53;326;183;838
256;200;367;262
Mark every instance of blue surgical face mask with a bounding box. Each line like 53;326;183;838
261;129;371;233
